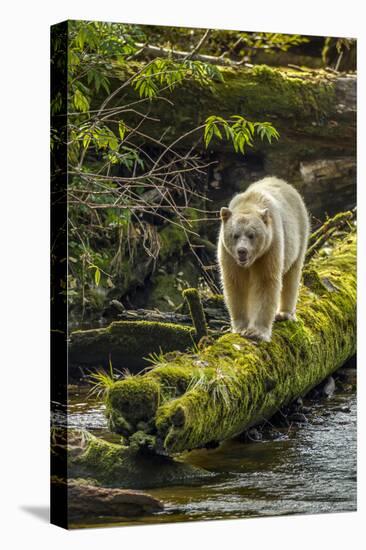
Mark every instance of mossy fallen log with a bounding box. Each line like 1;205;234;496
109;65;355;154
110;305;228;330
104;65;355;220
69;290;228;375
69;320;196;374
105;226;356;455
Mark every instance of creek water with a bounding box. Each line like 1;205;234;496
67;376;357;528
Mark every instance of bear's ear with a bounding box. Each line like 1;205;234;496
220;207;232;222
260;208;270;225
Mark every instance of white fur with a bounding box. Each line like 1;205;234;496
218;177;310;342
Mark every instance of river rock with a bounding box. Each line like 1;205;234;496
67;481;164;519
247;427;263;441
336;367;357;383
322;376;336;397
288;412;308;424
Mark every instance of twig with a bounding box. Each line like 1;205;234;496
308;210;355;246
184;29;211;60
132;42;252;68
306;209;356;262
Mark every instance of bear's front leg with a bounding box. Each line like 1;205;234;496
275;257;304;322
221;271;249;333
243;274;281;342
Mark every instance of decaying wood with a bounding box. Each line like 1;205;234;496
113;307;228;328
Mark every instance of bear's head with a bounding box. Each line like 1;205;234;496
220;206;272;267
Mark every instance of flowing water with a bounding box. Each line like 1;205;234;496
67;376;357;528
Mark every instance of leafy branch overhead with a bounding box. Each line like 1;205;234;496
204;116;279;153
52;20;286;316
132;58;223;98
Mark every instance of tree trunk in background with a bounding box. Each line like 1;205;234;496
114;66;356;218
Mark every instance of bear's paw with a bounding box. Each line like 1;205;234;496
275;311;297;322
241;327;271;342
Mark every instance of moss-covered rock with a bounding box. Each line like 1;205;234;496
68;430;213;489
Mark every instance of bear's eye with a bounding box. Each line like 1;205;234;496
233;233;240;240
247;232;255;240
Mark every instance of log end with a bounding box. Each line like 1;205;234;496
106;377;160;431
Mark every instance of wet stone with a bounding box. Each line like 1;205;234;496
323;376;336;398
337;367;357;380
291;397;303;411
288;412;308;424
333;405;351;413
247;428;263;441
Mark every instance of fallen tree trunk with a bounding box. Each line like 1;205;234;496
68;294;229;376
106;66;356;219
105;224;356;455
110;65;356;156
69;320;196;374
113;306;228;329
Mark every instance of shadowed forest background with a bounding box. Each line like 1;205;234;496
51;22;356;327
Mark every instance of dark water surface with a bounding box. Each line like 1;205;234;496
67;385;357;528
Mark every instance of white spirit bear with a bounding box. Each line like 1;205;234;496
218;177;310;342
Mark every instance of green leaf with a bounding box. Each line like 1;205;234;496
203;115;279;155
204;124;214;148
73;89;90;112
82;134;91;148
212;124;223;140
94;267;101;287
118;121;126;140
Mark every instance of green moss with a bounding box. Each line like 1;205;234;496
224;65;336;119
109;64;341;153
303;268;330;295
108;62;337;121
129;431;157;454
183;288;208;339
106;377;160;430
308;210;354;246
105;228;356;455
69;430;213;488
105;362;207;437
189;64;336;129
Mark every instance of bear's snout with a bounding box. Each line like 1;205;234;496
237;247;248;264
